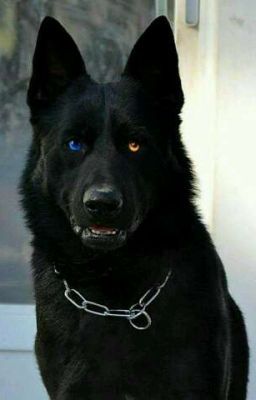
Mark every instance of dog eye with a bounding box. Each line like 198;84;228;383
67;139;85;152
128;141;140;153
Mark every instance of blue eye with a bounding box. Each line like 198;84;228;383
67;139;84;152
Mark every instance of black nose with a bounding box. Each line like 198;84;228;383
83;185;123;218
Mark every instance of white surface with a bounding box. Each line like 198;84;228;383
0;352;48;400
0;305;35;351
176;1;256;398
213;1;256;398
175;0;218;229
0;305;48;399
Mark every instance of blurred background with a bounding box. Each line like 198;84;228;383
0;0;255;399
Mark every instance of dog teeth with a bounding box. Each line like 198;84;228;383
80;228;119;240
90;228;118;236
73;225;82;235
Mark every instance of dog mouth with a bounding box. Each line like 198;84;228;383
87;225;119;236
70;217;127;250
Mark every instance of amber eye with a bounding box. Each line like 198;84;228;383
128;141;140;153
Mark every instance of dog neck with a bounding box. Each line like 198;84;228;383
52;260;172;331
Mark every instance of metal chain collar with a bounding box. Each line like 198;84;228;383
54;265;172;331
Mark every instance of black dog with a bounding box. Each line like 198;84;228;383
20;16;249;399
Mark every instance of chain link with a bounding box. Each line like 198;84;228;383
58;267;172;330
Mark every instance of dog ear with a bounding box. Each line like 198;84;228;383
27;16;88;111
123;16;184;111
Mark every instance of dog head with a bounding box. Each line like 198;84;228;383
22;16;193;254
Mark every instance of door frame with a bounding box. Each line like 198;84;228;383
174;0;218;230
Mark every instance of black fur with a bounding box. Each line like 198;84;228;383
20;16;249;399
